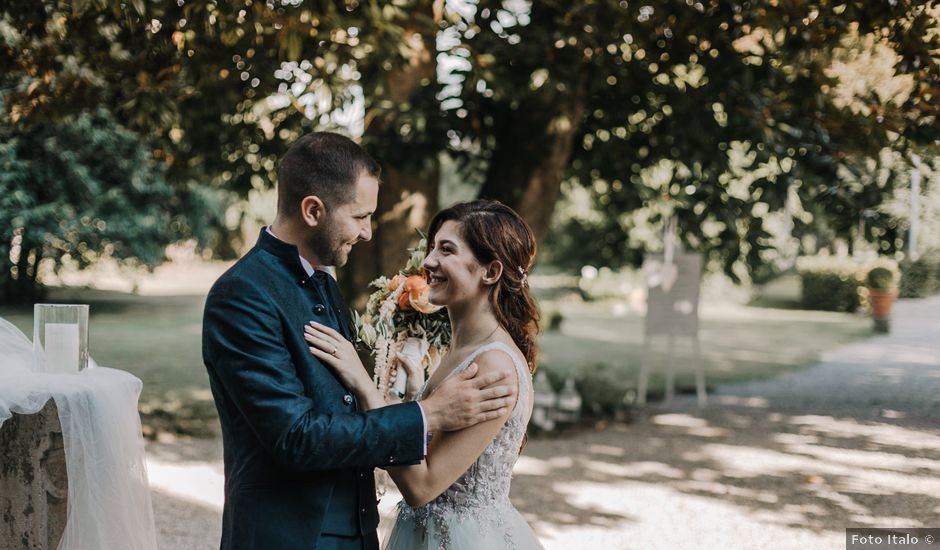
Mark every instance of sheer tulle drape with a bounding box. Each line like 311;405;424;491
0;318;157;550
0;318;47;420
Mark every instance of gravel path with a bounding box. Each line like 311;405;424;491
148;296;940;549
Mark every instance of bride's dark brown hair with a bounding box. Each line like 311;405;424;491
426;200;540;373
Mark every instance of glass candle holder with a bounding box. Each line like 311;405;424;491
33;304;89;373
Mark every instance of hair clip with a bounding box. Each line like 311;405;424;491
518;265;529;288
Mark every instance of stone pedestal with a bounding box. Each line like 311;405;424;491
0;401;69;550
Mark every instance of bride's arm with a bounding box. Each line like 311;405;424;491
387;350;519;507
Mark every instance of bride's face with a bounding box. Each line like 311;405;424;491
423;220;493;307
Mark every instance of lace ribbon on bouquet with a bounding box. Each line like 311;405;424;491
374;334;441;497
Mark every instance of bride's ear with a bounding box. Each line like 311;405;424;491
300;195;326;227
482;261;503;286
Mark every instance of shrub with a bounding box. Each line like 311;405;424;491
797;256;903;312
546;310;564;331
899;258;939;298
797;257;862;312
575;364;636;416
800;272;860;311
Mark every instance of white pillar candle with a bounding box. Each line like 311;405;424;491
45;322;80;373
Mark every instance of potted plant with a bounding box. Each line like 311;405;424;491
866;266;898;333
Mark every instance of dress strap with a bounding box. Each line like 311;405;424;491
456;342;531;417
419;342;533;413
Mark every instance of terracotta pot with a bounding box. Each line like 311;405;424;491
868;288;898;319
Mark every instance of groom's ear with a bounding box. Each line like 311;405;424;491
300;195;326;227
482;261;503;286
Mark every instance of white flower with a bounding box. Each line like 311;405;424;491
359;322;377;348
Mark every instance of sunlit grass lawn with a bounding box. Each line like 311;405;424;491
0;277;870;433
537;299;869;395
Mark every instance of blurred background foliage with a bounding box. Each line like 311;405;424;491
0;107;229;301
2;0;939;304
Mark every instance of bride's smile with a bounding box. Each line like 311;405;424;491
423;220;496;308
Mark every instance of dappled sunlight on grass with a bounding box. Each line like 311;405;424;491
513;455;554;476
714;395;770;408
782;443;940;474
513;405;940;545
651;413;730;437
586;459;684;479
150;486;223;549
787;415;940;451
587;443;626;457
522;478;843;550
147;459;224;511
145;438;227;548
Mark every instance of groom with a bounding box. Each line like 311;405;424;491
202;132;515;550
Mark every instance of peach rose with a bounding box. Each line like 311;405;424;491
396;274;441;313
402;275;427;294
410;288;441;314
388;274;405;292
397;289;413;311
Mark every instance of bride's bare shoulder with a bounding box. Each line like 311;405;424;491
473;344;523;388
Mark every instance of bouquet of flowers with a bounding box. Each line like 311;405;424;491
353;232;451;403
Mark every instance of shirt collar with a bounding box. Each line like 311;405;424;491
264;226;332;278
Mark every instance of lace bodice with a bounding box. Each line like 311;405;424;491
397;341;534;548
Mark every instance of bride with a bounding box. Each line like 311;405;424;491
304;199;543;549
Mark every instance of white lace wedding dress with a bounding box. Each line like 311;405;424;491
384;342;544;550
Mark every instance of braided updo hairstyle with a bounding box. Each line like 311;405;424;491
426;200;540;373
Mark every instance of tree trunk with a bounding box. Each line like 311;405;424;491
342;165;439;309
339;1;443;309
478;78;587;242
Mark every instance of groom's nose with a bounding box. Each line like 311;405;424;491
359;219;373;242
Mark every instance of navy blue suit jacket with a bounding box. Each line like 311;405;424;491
203;229;424;549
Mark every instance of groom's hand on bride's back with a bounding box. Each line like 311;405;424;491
419;363;515;432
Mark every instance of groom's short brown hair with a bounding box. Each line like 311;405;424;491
276;132;380;216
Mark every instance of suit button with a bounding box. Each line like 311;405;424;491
300;279;307;286
313;304;326;314
388;455;394;462
343;394;353;405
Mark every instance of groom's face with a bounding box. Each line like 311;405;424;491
308;171;378;267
